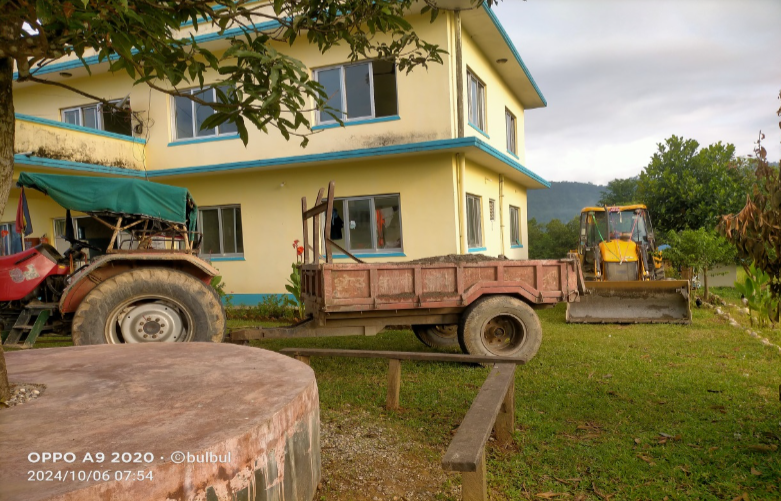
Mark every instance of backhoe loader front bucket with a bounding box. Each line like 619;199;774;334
566;280;691;324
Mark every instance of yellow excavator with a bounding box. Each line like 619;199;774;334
566;205;691;324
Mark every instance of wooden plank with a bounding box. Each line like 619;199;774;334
279;348;526;365
494;375;515;444
24;309;51;348
295;355;311;366
442;364;516;472
461;452;487;501
386;359;401;410
301;197;309;264
324;182;335;263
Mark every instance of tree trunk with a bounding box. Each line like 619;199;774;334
0;56;15;402
703;266;709;301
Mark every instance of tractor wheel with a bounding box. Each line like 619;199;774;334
411;325;459;349
71;268;225;346
458;295;542;360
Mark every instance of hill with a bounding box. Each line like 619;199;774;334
527;181;605;224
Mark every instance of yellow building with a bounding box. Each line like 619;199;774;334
9;5;548;305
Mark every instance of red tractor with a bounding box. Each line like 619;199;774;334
1;172;225;347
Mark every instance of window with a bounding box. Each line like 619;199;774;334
510;206;521;246
466;194;482;248
328;194;402;253
54;216;132;257
173;87;238;140
506;109;517;154
315;61;399;124
61;100;133;136
489;199;496;221
467;71;486;131
198;206;244;257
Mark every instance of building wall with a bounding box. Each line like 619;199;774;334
460;25;527;163
462;160;528;260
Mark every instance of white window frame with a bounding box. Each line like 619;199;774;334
171;87;238;141
197;205;244;258
314;61;399;125
506;108;517;155
61;100;129;134
326;194;404;254
466;193;483;248
467;70;487;131
509;205;521;246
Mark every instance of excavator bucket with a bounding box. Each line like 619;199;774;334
566;280;691;324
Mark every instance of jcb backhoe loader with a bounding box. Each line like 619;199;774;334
566;205;691;324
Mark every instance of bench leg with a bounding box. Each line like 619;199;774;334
296;355;311;366
461;451;487;501
495;374;515;444
386;359;401;410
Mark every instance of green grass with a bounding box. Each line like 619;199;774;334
10;303;780;499
254;304;780;500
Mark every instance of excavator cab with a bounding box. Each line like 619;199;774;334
567;205;690;324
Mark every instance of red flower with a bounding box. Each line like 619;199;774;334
0;230;7;238
297;246;304;256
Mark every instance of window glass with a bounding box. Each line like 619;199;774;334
347;199;373;251
102;105;133;136
329;199;346;249
63;109;81;126
506;110;516;154
221;208;236;254
318;68;344;122
468;72;486;130
345;63;372;119
194;89;216;137
82;106;99;129
372;61;398;118
235;209;244;253
510;206;520;245
0;223;23;256
175;95;195;139
200;209;221;255
466;194;482;248
374;196;402;249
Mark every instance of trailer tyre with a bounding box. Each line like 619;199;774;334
71;268;225;345
458;295;542;360
412;325;459;349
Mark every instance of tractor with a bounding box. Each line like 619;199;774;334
1;172;225;347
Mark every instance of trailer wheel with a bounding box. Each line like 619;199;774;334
458;295;542;360
71;268;225;345
412;325;459;349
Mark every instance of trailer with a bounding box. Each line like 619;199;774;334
231;182;585;360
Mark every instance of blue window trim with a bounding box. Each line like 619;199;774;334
225;293;294;306
468;247;488;253
468;121;490;139
510;244;524;249
208;256;245;262
332;252;406;259
312;115;400;131
168;134;240;147
15;113;146;145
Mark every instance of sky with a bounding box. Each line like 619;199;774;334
492;0;781;185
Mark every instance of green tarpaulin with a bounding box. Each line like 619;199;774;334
16;172;198;233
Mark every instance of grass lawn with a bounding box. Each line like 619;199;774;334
7;302;780;499
254;303;781;500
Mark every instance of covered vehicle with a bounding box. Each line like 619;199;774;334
2;173;224;347
566;205;690;324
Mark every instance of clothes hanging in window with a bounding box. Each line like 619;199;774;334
330;209;344;240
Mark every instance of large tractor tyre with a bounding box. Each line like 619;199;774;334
72;268;225;346
458;295;542;360
411;325;459;349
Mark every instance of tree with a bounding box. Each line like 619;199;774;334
0;0;498;403
528;216;579;260
636;135;754;233
662;228;737;300
721;92;781;316
598;177;638;206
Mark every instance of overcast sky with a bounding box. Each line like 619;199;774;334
492;0;781;185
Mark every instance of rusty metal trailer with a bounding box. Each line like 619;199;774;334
231;183;585;360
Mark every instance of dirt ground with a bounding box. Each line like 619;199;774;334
316;407;460;501
408;254;501;265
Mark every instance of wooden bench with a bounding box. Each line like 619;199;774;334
278;348;520;501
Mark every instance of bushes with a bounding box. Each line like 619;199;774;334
226;295;299;322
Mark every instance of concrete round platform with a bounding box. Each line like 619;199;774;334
0;343;320;501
